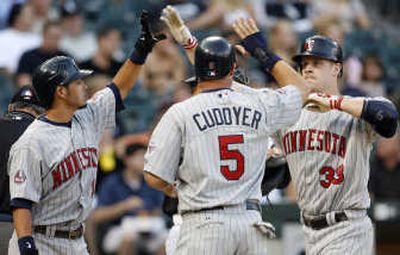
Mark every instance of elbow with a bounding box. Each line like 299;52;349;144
378;116;398;138
361;100;399;138
378;103;398;138
144;172;169;191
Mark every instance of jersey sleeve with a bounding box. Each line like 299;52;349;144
82;83;125;131
144;106;182;184
256;85;303;132
8;147;42;203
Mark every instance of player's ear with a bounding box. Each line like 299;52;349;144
332;63;341;78
55;85;67;99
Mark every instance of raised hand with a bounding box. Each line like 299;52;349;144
131;10;166;64
232;18;259;39
232;18;267;58
160;5;197;49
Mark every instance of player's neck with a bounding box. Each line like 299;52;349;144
197;78;232;92
45;105;76;123
320;81;340;96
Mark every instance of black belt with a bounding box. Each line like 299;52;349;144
34;225;83;240
181;200;261;216
303;212;348;230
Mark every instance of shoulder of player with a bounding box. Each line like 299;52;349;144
11;119;53;149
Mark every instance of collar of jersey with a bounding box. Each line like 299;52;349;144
200;87;233;94
38;115;72;128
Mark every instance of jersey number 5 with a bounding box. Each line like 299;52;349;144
218;135;244;181
319;164;344;188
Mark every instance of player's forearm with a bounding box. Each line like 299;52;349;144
13;208;33;237
271;61;312;103
112;60;142;100
91;203;128;223
339;97;365;118
144;172;176;197
185;48;196;65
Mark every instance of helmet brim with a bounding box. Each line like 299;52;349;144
62;69;93;85
292;52;339;64
182;76;197;88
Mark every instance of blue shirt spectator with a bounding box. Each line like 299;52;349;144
97;172;164;226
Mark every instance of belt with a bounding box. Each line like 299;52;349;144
181;200;261;216
34;225;83;240
303;212;348;230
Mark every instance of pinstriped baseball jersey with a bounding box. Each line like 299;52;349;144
274;98;381;215
8;84;121;225
145;84;302;212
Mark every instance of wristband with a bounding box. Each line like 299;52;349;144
18;236;38;255
129;49;148;65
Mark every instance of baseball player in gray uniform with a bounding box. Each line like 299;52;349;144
233;18;398;255
143;31;320;254
7;11;165;255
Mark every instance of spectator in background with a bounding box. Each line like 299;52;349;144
313;16;345;44
187;0;255;31
0;86;43;253
118;36;186;134
16;21;68;87
252;0;313;33
369;134;400;200
79;25;123;78
269;19;297;63
312;0;370;32
27;0;58;33
0;3;41;74
359;54;387;97
91;143;165;255
0;0;24;29
60;4;97;62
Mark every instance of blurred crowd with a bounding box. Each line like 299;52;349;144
0;0;399;254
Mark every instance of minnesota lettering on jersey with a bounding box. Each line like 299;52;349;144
281;129;347;158
193;106;262;131
51;147;98;190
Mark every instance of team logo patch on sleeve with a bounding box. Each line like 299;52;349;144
14;170;26;184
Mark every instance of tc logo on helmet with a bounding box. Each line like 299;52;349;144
304;39;315;52
208;61;216;76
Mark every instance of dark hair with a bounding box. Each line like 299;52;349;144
361;54;386;81
42;21;62;35
125;143;147;156
7;3;24;27
96;25;120;40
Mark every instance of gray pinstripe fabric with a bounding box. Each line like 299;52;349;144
8;230;89;255
145;84;303;254
273;99;382;254
8;86;117;254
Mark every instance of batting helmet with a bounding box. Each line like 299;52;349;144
195;36;236;81
32;56;93;108
292;35;343;64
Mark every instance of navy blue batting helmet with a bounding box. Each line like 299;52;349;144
292;35;343;64
195;36;236;81
32;56;93;108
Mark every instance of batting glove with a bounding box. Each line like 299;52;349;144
160;5;197;49
253;221;276;239
130;10;167;64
